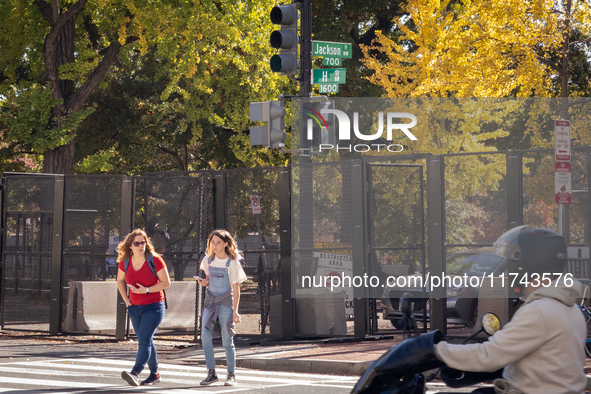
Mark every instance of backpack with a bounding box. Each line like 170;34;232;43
124;252;168;309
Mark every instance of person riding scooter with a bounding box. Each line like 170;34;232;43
435;226;587;394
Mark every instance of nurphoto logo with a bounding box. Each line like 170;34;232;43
304;108;418;152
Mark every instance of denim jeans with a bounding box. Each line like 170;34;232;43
127;302;165;374
201;304;235;372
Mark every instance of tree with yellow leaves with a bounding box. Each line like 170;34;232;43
362;0;590;100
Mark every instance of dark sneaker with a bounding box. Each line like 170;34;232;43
200;369;218;385
121;371;140;386
225;372;236;386
141;372;161;385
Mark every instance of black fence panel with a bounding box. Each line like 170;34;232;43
1;174;55;331
137;172;214;333
60;176;123;334
224;167;281;335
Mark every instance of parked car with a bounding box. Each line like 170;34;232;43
381;248;508;327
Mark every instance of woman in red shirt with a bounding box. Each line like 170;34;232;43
116;229;171;386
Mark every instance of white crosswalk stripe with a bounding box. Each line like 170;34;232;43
0;357;480;392
0;357;360;392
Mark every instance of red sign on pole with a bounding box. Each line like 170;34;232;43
250;195;262;214
554;120;571;161
555;162;571;204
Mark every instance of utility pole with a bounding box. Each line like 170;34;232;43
300;0;312;98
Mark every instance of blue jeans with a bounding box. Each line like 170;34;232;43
127;302;165;374
201;304;235;372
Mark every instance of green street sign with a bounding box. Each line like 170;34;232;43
317;83;339;94
322;57;343;66
312;68;346;84
313;41;352;59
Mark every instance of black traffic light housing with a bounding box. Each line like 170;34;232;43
270;3;299;75
250;100;287;148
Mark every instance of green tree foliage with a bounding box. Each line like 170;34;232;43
1;0;291;175
361;0;591;99
312;0;407;97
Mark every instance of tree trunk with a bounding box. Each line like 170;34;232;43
43;141;75;174
560;0;572;120
37;0;127;174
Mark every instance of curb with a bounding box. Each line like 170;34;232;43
181;357;372;376
237;358;372;376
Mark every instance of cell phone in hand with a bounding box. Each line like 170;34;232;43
193;269;206;280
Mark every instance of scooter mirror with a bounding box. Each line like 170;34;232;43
481;312;501;336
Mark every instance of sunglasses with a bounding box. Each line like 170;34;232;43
132;241;147;247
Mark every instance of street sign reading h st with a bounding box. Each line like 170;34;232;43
312;68;346;84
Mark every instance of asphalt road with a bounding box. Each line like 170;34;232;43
0;336;360;393
0;335;488;393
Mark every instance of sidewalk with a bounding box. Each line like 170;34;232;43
174;331;591;387
176;335;403;376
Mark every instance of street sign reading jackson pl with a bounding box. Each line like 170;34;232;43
313;41;352;67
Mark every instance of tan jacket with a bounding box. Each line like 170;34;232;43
435;280;587;394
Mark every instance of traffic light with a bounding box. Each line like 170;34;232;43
302;100;335;149
250;100;287;148
270;3;299;75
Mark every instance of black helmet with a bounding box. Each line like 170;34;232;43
493;226;567;293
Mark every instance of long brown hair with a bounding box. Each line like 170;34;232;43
117;229;161;262
206;229;242;261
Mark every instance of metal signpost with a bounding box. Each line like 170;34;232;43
554;119;572;206
554;119;571;236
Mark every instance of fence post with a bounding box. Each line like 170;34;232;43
351;160;367;339
278;168;294;339
0;178;4;327
587;149;591;278
427;156;446;335
212;171;226;230
49;175;64;335
116;176;133;340
506;152;523;230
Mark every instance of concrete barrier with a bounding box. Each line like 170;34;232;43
294;289;347;336
63;281;197;333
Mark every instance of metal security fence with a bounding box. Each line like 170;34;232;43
60;176;123;334
138;172;214;334
290;148;591;338
1;174;56;331
0;169;285;339
224;168;282;335
1;152;589;340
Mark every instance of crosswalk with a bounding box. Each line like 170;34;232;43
0;357;360;393
0;357;486;393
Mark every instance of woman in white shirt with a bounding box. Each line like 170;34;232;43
196;230;247;387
